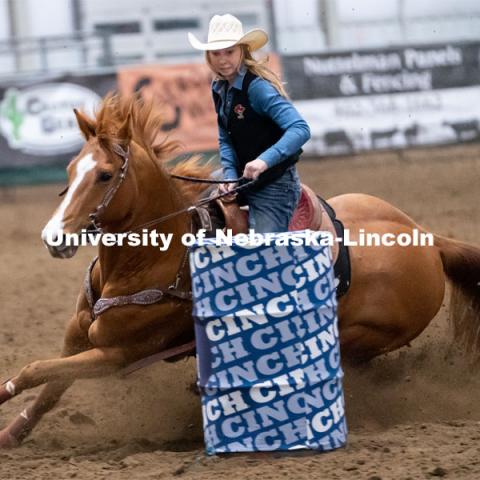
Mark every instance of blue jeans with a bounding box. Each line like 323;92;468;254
243;166;301;233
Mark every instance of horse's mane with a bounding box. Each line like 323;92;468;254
93;93;214;201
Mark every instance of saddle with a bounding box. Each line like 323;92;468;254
207;184;351;297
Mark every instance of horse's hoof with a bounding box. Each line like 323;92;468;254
0;429;20;449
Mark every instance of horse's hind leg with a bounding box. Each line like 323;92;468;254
340;321;409;363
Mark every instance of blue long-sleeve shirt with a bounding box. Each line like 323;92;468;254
212;66;311;180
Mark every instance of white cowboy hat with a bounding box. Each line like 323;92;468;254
188;14;268;51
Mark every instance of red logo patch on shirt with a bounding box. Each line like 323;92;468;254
233;104;246;119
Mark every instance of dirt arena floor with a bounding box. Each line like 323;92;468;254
1;143;480;479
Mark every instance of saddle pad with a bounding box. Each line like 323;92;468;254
289;185;339;263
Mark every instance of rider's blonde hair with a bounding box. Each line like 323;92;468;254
206;44;288;98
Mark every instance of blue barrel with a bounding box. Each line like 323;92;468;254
189;231;347;454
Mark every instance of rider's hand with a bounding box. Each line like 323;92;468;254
218;182;238;202
243;159;268;180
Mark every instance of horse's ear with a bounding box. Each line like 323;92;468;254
117;112;132;148
73;108;96;140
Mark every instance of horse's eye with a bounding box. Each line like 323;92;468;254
98;172;113;182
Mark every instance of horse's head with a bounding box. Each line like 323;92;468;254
42;105;134;258
41;93;212;259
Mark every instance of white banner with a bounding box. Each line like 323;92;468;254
297;86;480;155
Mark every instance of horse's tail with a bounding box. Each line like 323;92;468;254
435;235;480;357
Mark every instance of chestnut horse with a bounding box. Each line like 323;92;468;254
1;94;479;448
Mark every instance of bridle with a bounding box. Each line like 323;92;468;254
88;143;130;233
84;143;255;235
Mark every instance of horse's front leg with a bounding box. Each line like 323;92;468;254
0;311;92;408
0;346;128;449
0;314;93;448
0;380;73;448
3;346;129;399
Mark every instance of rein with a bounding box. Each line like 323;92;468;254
170;173;241;184
126;178;254;234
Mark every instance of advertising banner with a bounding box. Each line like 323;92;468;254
117;55;281;155
282;41;480;155
118;63;217;153
0;73;116;182
190;232;347;454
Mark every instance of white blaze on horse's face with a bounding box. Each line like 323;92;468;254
41;153;97;258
